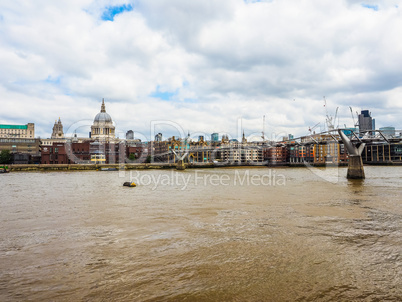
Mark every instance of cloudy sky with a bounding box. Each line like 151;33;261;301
1;0;401;141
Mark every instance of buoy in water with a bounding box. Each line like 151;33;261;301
123;182;136;187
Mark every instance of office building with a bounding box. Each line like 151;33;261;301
0;123;35;138
358;110;375;132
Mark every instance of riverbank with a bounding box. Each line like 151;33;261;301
1;161;368;172
6;161;401;172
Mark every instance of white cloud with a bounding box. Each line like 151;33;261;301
0;0;401;140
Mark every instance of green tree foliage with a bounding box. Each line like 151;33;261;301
128;153;137;161
0;150;11;164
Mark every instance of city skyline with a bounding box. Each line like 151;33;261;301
1;99;399;143
1;0;402;139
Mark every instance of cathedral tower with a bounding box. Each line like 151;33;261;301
51;118;64;139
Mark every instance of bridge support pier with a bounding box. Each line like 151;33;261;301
176;160;186;170
338;130;366;180
172;150;188;170
347;155;365;179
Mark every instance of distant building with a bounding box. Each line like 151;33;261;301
211;133;219;142
0;138;41;164
242;131;247;144
42;118;72;146
90;99;116;141
126;142;144;162
379;127;395;137
126;130;134;140
0;123;38;164
0;123;35;139
358;110;375;132
51;118;64;139
41;140;142;165
217;141;263;164
41;99;132;164
184;132;192;144
341;128;357;137
221;134;229;144
155;133;162;142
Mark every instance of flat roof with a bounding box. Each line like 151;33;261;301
0;124;28;129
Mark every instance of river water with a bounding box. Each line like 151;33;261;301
0;166;401;301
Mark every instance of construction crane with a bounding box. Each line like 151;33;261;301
356;111;360;130
261;115;266;141
309;122;320;135
349;106;356;128
334;107;339;128
323;97;338;130
349;106;360;129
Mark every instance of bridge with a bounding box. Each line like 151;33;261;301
147;129;401;178
151;144;269;170
279;129;401;145
278;128;402;179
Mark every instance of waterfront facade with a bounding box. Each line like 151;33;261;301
362;143;402;164
0;123;34;139
0;138;41;164
40;140;146;165
0;123;38;164
41;141;91;164
2;101;402;166
264;145;288;165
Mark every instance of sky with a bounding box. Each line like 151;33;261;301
1;0;401;141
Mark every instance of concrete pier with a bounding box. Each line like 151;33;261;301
172;150;188;170
338;129;366;180
176;160;186;170
347;155;365;179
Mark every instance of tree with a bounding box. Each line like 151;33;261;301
0;150;11;164
146;155;152;163
128;153;137;161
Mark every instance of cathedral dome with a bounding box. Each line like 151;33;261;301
93;99;112;123
90;99;116;141
94;112;112;123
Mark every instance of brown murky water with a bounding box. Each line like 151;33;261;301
0;166;401;301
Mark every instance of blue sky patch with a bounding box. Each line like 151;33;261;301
361;4;379;11
45;75;61;85
151;86;178;101
101;4;133;21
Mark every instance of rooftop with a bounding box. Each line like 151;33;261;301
0;124;28;129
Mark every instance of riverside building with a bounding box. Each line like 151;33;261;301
0;123;34;139
0;123;40;164
41;99;144;164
